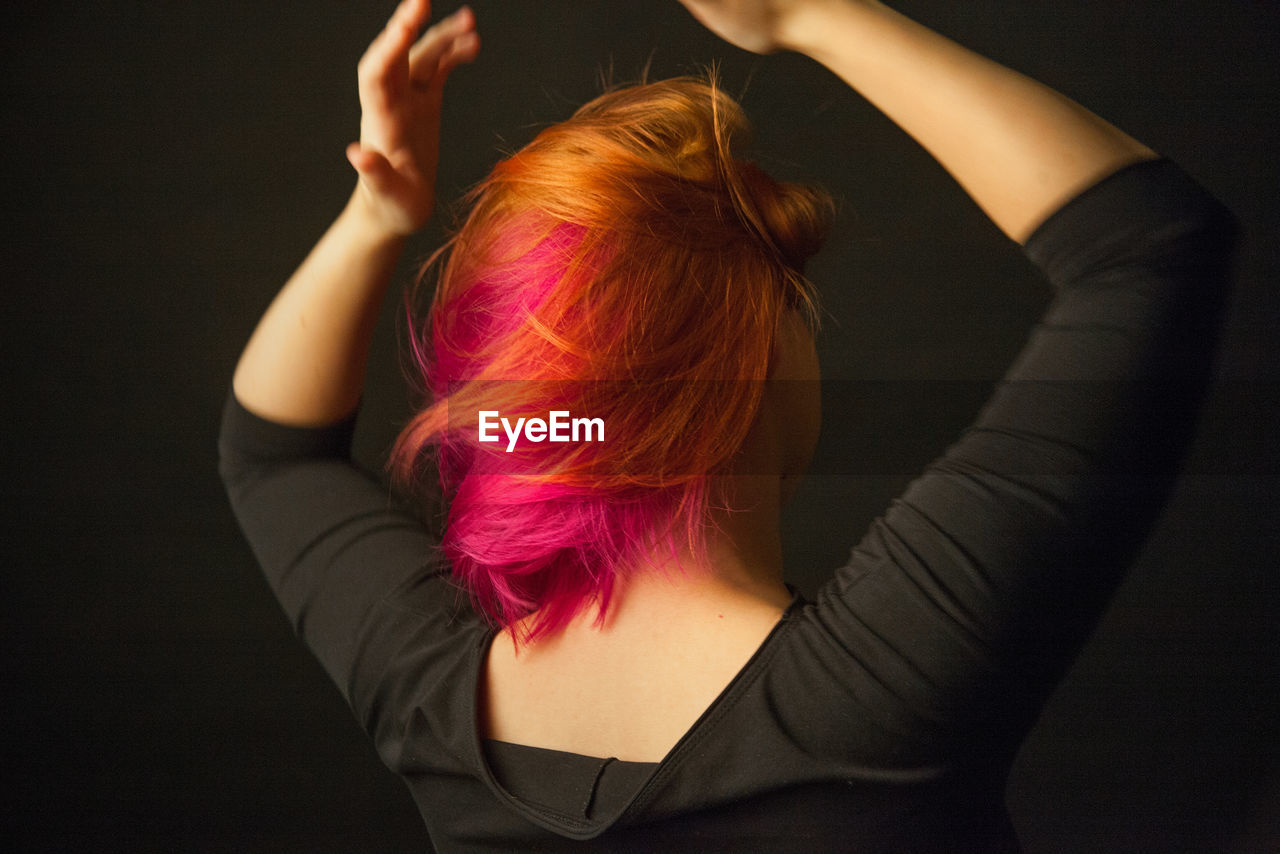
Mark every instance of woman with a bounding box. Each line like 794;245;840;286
220;0;1238;848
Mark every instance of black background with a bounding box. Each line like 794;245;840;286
2;1;1276;850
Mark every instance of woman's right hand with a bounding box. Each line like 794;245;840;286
676;0;851;54
681;0;1155;243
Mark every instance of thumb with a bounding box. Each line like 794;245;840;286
345;142;398;194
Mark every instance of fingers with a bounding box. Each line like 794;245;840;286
358;0;431;99
427;28;480;84
358;3;477;102
409;6;479;87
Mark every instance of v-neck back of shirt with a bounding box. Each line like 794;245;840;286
468;596;804;835
483;740;658;823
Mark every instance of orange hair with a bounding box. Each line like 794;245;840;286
391;74;833;643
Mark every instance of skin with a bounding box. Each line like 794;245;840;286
232;0;479;427
681;0;1157;242
233;0;1158;762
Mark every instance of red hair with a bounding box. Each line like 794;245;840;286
390;75;832;644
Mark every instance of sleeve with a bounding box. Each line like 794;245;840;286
217;393;474;763
811;157;1241;760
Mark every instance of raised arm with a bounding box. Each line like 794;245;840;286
219;2;479;754
681;0;1239;758
677;0;1157;242
231;0;479;426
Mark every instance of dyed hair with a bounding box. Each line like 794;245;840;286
391;75;832;643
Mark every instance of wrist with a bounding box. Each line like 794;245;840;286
342;186;417;248
778;0;883;57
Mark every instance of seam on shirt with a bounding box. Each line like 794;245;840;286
582;756;614;819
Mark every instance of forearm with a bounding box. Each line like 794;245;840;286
780;0;1157;243
232;190;406;426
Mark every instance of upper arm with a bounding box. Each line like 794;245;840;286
217;392;471;757
811;158;1240;755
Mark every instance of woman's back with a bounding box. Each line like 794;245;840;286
483;564;791;763
221;157;1238;848
221;0;1239;848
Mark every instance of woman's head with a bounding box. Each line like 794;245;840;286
391;75;831;643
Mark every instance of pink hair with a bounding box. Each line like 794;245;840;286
390;75;832;644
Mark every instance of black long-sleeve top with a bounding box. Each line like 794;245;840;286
219;158;1239;851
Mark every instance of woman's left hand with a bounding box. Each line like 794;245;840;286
347;0;480;237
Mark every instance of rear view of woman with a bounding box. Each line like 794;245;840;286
219;0;1238;848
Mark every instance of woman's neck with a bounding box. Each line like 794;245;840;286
507;469;793;648
484;474;794;761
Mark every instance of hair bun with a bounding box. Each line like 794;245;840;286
730;162;834;272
